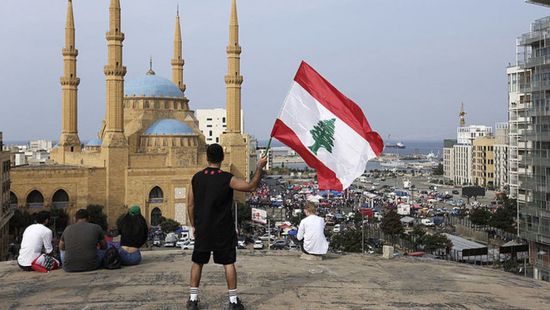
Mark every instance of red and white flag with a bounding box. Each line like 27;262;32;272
270;61;384;191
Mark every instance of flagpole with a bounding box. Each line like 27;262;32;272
265;137;273;153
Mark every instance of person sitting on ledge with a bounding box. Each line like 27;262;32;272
116;205;148;266
297;201;329;256
59;209;107;272
17;211;53;271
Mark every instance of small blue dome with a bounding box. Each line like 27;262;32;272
125;73;184;98
86;138;102;146
144;119;194;135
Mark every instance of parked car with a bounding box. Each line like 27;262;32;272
253;240;264;250
270;240;288;250
164;232;178;247
176;238;188;248
181;240;194;250
333;224;341;233
237;238;247;249
421;218;435;227
452;190;460;195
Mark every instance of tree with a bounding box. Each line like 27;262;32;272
160;218;181;233
380;210;404;244
330;229;362;253
432;163;444;176
9;209;33;237
87;204;108;231
308;118;336;155
422;233;452;254
489;206;515;233
408;225;426;251
469;207;491;226
49;208;69;235
236;202;251;227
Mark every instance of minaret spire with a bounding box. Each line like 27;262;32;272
225;0;243;133
103;0;127;146
171;5;186;92
59;0;81;156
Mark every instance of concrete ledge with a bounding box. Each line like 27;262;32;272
1;250;550;309
300;253;323;261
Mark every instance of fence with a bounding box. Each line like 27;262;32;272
448;217;517;242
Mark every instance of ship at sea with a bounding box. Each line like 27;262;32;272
385;142;405;149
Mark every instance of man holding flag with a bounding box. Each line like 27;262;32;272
270;61;384;191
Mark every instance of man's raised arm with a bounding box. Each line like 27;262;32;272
229;156;268;192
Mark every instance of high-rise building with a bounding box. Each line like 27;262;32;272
472;136;495;188
494;122;509;191
0;132;13;261
511;11;550;281
196;108;243;144
443;139;457;182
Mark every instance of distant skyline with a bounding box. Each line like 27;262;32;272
0;0;548;142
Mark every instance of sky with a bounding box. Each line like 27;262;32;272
0;0;547;143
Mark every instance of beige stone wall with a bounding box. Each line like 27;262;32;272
10;166;106;220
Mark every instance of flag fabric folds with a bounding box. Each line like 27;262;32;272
270;61;384;191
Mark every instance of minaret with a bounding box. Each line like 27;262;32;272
59;0;81;157
225;0;243;134
221;0;248;202
103;0;128;228
103;0;127;147
171;6;186;93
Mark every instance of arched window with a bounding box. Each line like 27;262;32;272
26;190;44;208
10;192;17;208
52;189;69;208
151;207;162;226
148;186;164;203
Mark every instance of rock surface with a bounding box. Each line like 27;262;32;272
1;250;550;309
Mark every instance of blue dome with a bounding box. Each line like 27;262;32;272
125;74;184;98
144;119;194;135
86;138;102;146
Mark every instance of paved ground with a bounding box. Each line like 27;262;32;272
1;250;550;309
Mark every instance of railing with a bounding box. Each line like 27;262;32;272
52;202;69;209
27;203;44;208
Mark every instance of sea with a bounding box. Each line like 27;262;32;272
263;139;443;171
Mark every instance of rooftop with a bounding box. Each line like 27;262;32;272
1;250;550;309
125;73;184;98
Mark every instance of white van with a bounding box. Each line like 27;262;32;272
421;219;435;227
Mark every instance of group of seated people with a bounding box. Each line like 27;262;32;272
17;205;148;272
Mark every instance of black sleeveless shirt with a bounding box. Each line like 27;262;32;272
191;167;236;251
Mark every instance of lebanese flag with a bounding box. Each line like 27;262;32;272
270;61;384;191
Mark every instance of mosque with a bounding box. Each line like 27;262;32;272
9;0;252;227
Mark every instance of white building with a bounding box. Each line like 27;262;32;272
494;122;509;191
196;108;243;144
443;139;457;181
457;126;493;145
444;125;493;186
29;140;53;152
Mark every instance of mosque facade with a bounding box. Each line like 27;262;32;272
9;0;250;227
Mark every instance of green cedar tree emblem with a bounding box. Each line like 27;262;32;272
308;118;336;155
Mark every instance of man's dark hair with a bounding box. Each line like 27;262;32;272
75;209;90;220
207;143;224;164
34;211;50;224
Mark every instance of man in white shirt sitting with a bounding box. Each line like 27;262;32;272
297;202;329;255
17;211;53;271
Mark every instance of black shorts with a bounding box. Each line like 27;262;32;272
192;247;236;265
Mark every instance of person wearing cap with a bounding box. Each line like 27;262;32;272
116;205;149;266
